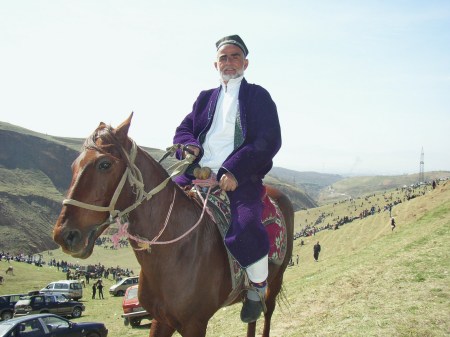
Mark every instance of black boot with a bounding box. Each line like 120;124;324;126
240;281;266;323
240;295;263;323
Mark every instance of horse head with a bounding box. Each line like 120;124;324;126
53;114;134;258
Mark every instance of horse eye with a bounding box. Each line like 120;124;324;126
98;160;112;171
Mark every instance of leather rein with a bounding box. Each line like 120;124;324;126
62;141;199;240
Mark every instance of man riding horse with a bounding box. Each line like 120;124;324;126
173;34;281;323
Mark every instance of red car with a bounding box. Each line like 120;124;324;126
121;285;151;327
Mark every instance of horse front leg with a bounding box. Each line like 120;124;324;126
178;321;208;337
149;319;175;337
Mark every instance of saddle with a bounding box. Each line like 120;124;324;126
189;185;288;306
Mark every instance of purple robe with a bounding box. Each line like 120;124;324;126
173;78;281;267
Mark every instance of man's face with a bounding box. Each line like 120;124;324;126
214;44;248;83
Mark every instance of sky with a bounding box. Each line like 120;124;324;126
1;0;449;176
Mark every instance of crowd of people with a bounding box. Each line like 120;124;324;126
1;251;134;286
95;236;129;249
0;252;45;266
294;179;445;240
287;178;447;267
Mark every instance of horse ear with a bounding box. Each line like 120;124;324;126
115;112;134;140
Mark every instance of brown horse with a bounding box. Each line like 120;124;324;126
53;114;294;337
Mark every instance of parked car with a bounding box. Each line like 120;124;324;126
0;294;26;321
26;291;41;296
109;276;138;296
0;313;108;337
40;280;83;300
14;294;85;318
121;285;151;327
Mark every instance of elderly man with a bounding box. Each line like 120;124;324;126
173;34;281;323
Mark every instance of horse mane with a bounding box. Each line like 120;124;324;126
82;124;131;165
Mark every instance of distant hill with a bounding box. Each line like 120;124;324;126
0;124;80;253
0;121;313;254
263;175;317;211
318;172;450;204
269;167;343;200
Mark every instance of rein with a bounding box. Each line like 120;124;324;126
62;141;196;230
112;183;215;250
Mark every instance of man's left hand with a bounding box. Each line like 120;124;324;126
219;173;238;191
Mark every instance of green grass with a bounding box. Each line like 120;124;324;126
1;183;449;336
0;168;61;200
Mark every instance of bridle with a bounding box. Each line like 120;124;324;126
62;140;195;226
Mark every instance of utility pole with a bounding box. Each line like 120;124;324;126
419;147;425;183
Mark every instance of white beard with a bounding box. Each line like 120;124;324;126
220;67;245;82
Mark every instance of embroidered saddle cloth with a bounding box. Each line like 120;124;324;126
193;185;288;305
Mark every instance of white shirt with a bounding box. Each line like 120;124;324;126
199;76;243;172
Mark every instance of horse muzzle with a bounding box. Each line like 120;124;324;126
53;222;106;259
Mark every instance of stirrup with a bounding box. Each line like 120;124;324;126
240;296;263;323
240;285;267;323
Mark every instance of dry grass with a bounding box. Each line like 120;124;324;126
1;183;449;336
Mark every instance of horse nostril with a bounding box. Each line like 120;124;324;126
64;229;81;249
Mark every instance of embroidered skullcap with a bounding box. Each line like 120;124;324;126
215;34;249;56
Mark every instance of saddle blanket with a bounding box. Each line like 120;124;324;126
193;185;288;292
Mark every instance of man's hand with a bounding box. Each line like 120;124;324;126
183;145;200;158
219;173;238;191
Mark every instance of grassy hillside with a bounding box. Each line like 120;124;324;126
1;181;448;336
263;175;318;210
0;124;81;253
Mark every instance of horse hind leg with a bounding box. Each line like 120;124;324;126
262;273;285;337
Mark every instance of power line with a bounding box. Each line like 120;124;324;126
419;147;424;183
